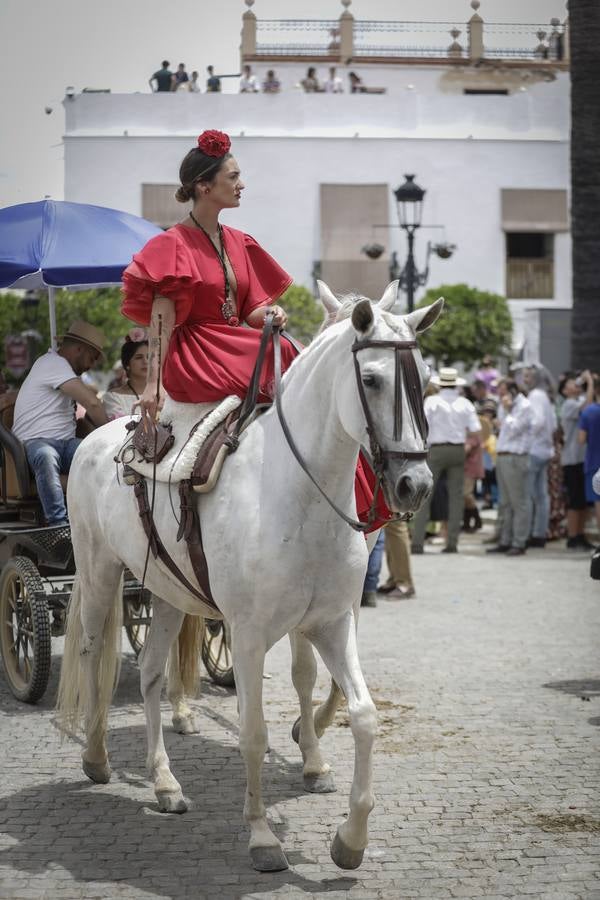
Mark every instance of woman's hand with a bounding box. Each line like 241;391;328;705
269;305;288;329
135;382;165;429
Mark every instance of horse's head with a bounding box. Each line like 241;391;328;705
317;280;444;516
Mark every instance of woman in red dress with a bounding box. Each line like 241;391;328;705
122;130;391;531
122;129;297;418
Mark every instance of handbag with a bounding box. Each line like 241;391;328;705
590;546;600;581
125;418;174;464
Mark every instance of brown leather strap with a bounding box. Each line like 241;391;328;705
133;474;219;612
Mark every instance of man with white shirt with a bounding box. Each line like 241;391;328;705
324;66;344;93
12;321;108;526
487;379;533;556
411;367;481;554
523;365;558;548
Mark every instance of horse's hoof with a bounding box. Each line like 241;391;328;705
156;790;189;814
330;832;365;870
82;759;111;784
172;714;200;735
303;771;336;793
250;845;289;872
291;716;301;745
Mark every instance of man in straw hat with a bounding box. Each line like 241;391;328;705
410;367;481;555
12;321;108;526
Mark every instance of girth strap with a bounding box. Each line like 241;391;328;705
132;473;219;612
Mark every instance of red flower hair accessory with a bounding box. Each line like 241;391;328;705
197;130;231;158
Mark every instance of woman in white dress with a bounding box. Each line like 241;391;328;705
102;332;149;419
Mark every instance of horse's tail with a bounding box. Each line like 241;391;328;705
56;573;124;738
169;613;204;697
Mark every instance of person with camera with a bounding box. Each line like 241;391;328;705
486;379;532;556
559;370;594;549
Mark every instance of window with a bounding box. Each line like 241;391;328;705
506;232;554;299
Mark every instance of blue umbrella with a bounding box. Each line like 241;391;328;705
0;200;162;346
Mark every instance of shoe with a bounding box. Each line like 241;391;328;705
376;582;397;594
442;546;458;553
472;508;482;530
577;535;595;551
486;545;510;554
386;586;416;600
361;591;377;608
506;546;526;556
411;545;424;555
527;537;546;548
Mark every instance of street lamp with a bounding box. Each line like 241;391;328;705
394;174;426;313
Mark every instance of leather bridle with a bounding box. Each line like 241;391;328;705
273;325;429;533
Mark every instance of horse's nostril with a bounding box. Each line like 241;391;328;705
396;475;413;497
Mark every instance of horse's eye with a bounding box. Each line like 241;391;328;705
362;373;378;388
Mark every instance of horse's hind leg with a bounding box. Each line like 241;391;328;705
140;596;188;812
289;630;336;793
167;612;202;735
233;627;288;873
310;611;377;871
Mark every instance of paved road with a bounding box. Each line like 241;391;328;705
1;528;599;899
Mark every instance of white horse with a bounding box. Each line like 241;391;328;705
57;282;443;872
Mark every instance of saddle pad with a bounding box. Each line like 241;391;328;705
122;394;241;484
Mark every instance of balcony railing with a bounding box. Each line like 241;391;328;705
506;259;554;299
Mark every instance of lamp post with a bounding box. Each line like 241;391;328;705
394;174;425;313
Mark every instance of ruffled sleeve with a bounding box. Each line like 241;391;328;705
240;233;293;318
121;230;200;326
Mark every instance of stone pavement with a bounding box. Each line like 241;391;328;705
1;526;599;900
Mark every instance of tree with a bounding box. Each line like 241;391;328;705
570;0;600;369
415;283;512;368
280;284;324;344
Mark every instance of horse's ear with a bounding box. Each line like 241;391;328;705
351;299;374;336
378;280;400;312
316;280;342;317
404;297;444;334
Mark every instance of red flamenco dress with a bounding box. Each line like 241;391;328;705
122;223;392;533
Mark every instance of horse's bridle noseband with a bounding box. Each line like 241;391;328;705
273;324;430;532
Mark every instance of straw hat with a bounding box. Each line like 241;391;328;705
60;320;106;358
431;366;465;388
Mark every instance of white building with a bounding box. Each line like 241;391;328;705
63;1;571;371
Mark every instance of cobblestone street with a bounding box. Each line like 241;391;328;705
1;531;599;899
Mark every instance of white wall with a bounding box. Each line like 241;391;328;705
63;74;569;307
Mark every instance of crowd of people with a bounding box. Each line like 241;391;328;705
362;356;600;607
148;61;372;95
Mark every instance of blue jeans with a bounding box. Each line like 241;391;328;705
24;438;81;525
528;454;550;540
364;531;385;592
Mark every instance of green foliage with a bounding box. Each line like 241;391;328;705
416;283;512;367
0;288;129;380
280;284;324;345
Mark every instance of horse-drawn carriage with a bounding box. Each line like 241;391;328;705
0;390;233;703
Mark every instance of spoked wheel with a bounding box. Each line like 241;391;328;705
124;591;153;657
0;557;51;703
201;619;235;687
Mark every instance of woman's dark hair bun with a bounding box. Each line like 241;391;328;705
175;185;191;203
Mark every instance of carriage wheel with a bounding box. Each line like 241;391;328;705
0;557;51;703
124;592;153;657
201;619;235;687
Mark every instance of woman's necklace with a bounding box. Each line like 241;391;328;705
189;212;239;326
126;379;140;400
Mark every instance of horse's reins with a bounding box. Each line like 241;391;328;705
272;326;429;532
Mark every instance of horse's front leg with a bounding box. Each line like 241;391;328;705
140;596;188;812
289;630;336;793
310;610;377;871
233;626;288;872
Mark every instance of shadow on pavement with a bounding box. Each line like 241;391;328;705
0;722;358;898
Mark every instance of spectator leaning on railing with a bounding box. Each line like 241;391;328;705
239;64;259;93
149;60;173;93
262;70;281;94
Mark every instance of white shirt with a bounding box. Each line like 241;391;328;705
12;350;78;442
528;387;557;461
324;76;344;93
102;390;138;420
239;74;258;93
425;388;481;444
496;394;532;454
